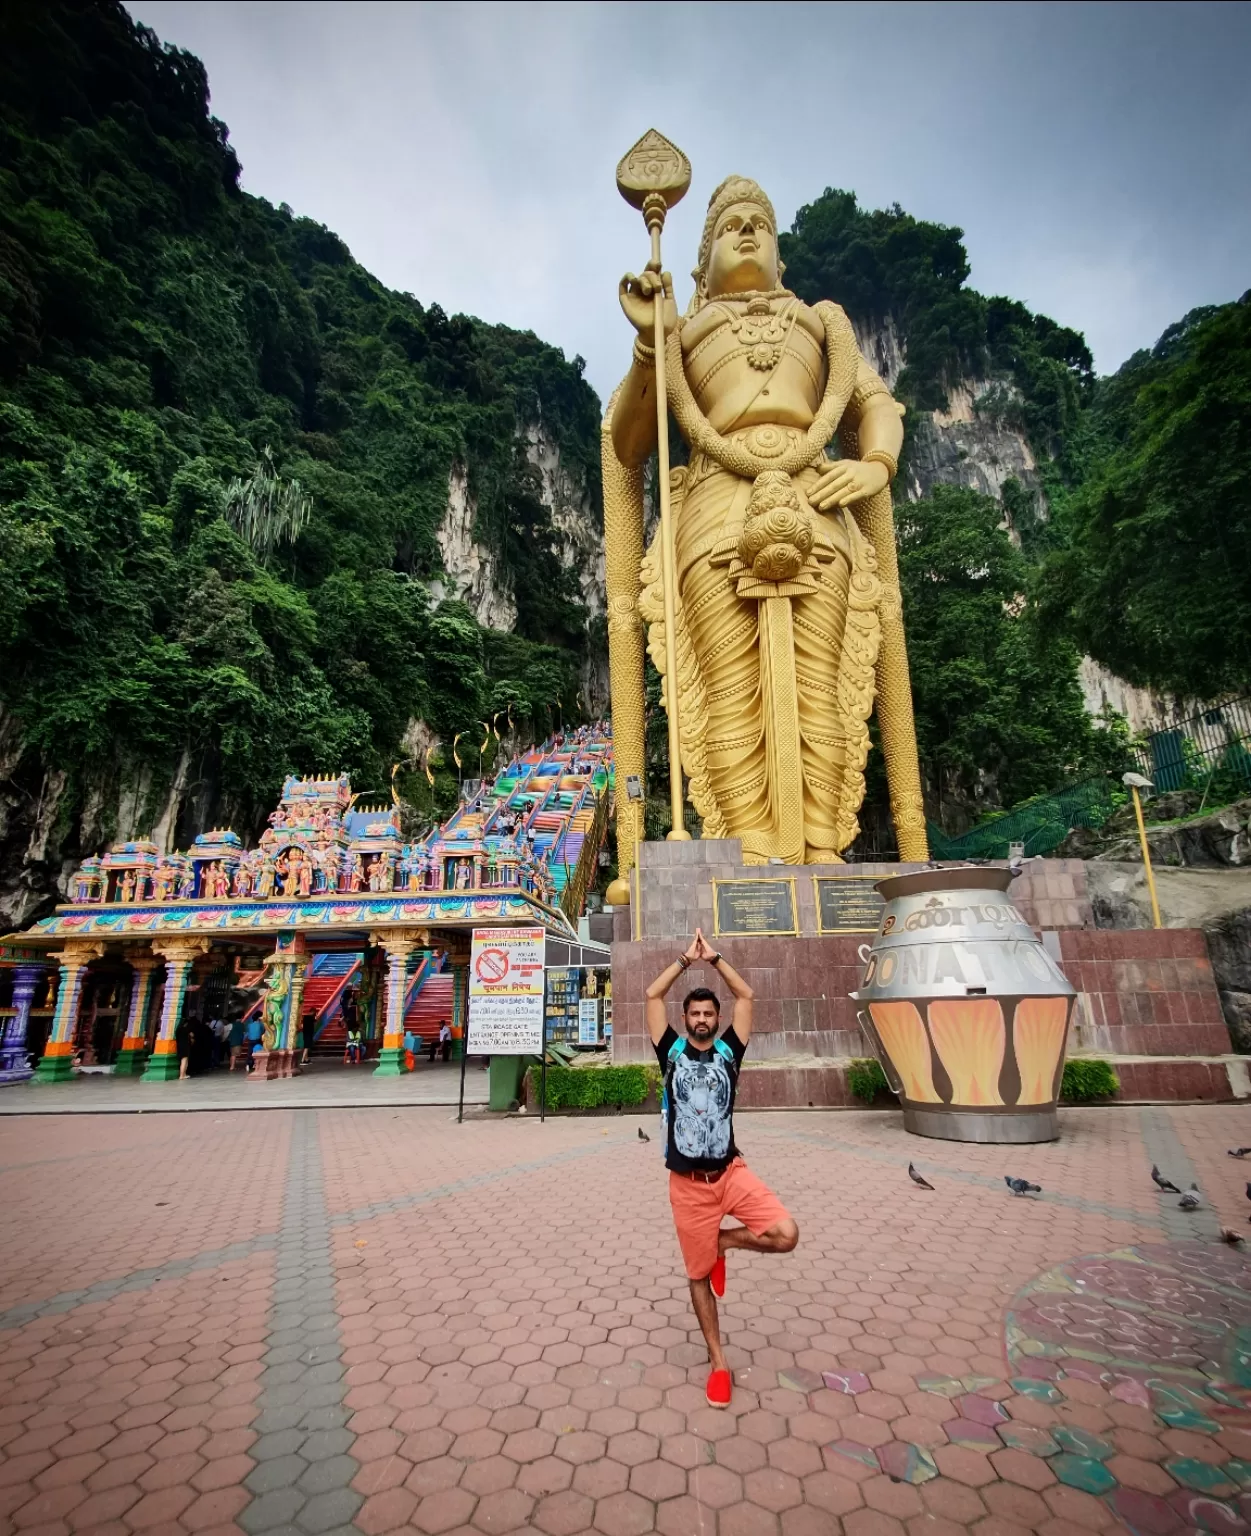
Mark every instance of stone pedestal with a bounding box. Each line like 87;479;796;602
249;1048;299;1080
609;841;1234;1107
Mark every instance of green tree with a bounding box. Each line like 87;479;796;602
897;485;1100;809
1039;298;1251;697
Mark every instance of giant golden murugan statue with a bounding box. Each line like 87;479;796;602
604;142;928;877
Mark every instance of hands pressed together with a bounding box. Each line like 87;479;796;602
683;928;718;965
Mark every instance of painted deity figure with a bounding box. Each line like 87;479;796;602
233;860;253;898
347;857;363;893
297;853;312;898
607;174;927;865
256;857;276;900
119;870;136;903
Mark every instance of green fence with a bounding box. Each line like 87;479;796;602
926;776;1120;862
1132;696;1251;799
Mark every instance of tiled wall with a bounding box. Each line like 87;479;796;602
1059;928;1231;1056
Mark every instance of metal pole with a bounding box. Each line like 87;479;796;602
457;1037;469;1123
540;1009;547;1124
1131;785;1163;929
646;205;690;843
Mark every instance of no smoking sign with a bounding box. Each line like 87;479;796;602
474;947;510;986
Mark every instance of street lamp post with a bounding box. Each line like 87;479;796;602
1123;772;1162;930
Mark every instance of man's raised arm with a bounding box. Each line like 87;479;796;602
697;932;755;1043
645;934;702;1045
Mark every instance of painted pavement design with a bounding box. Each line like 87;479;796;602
0;1104;1249;1536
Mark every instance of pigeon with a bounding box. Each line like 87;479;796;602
1221;1227;1244;1245
1151;1165;1181;1194
637;1127;650;1143
1227;1148;1251;1158
1178;1184;1202;1211
1005;1176;1042;1196
908;1163;935;1190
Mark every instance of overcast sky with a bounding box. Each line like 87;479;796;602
131;0;1250;406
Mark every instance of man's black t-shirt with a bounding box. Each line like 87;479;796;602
653;1025;747;1174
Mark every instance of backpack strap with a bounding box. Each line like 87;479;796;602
713;1038;735;1064
667;1037;687;1064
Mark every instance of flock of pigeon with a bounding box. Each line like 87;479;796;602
903;1146;1251;1247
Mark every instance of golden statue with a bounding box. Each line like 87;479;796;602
604;134;928;881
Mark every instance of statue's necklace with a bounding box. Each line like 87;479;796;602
712;293;796;371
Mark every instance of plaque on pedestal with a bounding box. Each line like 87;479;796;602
712;878;797;937
814;876;885;934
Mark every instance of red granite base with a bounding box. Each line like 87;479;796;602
729;1056;1248;1108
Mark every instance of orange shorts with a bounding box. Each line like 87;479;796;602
668;1158;792;1280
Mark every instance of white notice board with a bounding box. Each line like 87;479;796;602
578;998;599;1047
468;927;546;1054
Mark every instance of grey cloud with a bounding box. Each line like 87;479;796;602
131;0;1251;402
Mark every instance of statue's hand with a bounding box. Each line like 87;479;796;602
809;458;890;512
619;269;678;342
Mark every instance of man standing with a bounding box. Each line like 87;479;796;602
646;929;798;1408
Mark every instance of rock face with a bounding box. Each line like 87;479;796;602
1096;798;1251;869
1205;909;1251;1052
432;465;518;630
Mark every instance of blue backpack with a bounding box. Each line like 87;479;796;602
659;1034;735;1153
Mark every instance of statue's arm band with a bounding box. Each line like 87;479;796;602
863;448;899;481
632;336;656;368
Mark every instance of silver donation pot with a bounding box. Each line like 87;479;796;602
851;867;1075;1144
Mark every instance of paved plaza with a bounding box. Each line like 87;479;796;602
1;1103;1250;1536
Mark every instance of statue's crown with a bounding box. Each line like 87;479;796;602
696;176;779;281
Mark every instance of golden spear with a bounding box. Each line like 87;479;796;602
616;129;691;841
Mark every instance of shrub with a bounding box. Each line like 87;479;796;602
1060;1059;1120;1102
526;1063;654;1111
848;1058;894;1104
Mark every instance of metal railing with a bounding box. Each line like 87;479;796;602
1131;696;1251;801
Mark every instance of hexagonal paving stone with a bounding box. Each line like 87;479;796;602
875;1441;938;1485
1164;1458;1237;1495
1053;1425;1115;1461
1109;1486;1184;1534
915;1376;964;1399
943;1419;1002;1452
958;1395;1008;1428
827;1441;879;1472
822;1371;872;1396
997;1422;1060;1458
1010;1377;1061;1402
1050;1452;1117;1496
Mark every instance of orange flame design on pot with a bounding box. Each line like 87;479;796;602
928;999;1005;1106
868;1001;940;1102
1013;996;1070;1104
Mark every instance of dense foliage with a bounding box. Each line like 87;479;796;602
1039;299;1251;699
0;0;600;845
780;189;1094;452
895;485;1123;811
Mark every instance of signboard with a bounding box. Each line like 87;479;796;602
578;997;600;1046
467;927;545;1054
814;875;885;934
712;878;797;937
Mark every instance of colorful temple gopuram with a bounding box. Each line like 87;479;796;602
0;727;612;1084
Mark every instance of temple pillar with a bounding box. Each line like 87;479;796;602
250;933;308;1081
35;944;104;1082
0;964;46;1084
114;953;160;1076
141;939;210;1081
371;930;418;1076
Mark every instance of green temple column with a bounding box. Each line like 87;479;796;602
35;942;103;1082
251;933;308;1081
114;951;159;1075
372;930;417;1076
141;938;210;1081
451;960;468;1061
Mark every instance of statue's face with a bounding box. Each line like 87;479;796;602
706;201;779;296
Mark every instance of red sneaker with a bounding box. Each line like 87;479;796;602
706;1367;732;1408
709;1255;726;1299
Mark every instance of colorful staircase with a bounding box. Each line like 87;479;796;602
405;963;455;1049
305;952;361;1056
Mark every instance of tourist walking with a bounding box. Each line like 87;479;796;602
645;929;798;1409
438;1020;452;1061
